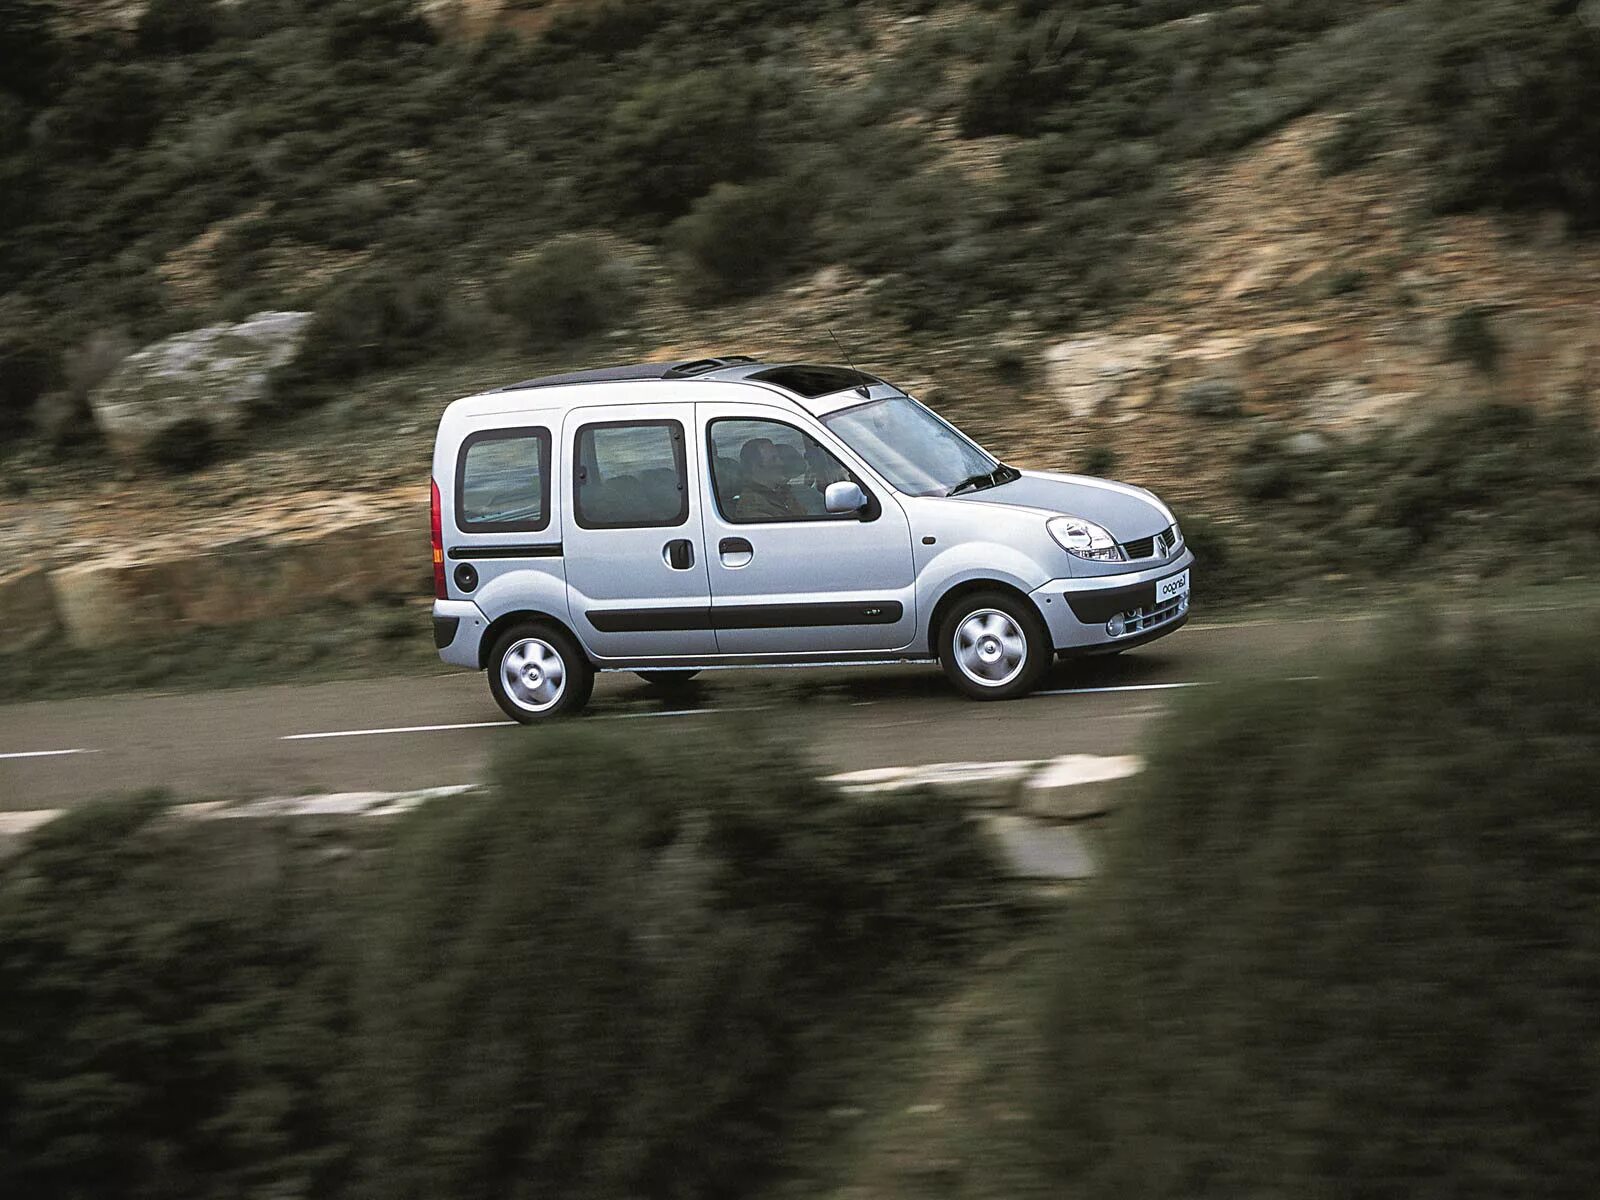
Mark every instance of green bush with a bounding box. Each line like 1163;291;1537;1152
1177;377;1243;418
0;797;351;1200
1230;400;1600;581
1038;616;1600;1197
1080;443;1116;475
145;415;222;474
1315;107;1386;174
0;330;56;440
135;0;222;56
596;69;771;221
351;719;999;1199
266;268;448;413
1416;0;1600;229
669;179;814;301
0;719;1000;1198
497;236;632;346
1444;304;1499;373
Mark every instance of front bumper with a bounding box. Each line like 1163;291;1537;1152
1029;549;1194;655
434;599;488;669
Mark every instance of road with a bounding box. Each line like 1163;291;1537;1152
0;617;1360;811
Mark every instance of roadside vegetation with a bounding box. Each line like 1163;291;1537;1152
2;0;1597;443
1202;396;1600;603
1036;613;1600;1197
0;719;1004;1199
6;612;1600;1195
0;599;439;704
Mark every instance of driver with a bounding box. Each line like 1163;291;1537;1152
737;437;808;521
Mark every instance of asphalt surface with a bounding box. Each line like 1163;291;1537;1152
0;617;1359;811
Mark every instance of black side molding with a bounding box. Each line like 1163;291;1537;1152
587;601;904;634
447;543;563;560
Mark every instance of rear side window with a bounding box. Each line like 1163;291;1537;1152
456;428;551;532
573;420;688;529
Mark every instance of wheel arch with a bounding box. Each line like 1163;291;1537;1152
478;609;589;669
925;578;1047;657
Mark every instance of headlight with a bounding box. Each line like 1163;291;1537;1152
1048;515;1124;562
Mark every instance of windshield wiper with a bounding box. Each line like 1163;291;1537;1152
947;464;1014;496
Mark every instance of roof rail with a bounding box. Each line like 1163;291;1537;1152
492;355;760;392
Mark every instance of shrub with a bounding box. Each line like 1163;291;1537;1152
0;797;351;1200
1080;443;1117;475
1177;376;1243;418
351;718;1000;1199
669;179;814;301
497;236;631;346
1038;616;1600;1198
1416;0;1600;229
0;330;56;440
135;0;221;56
266;268;448;413
0;719;999;1199
597;69;771;221
1444;304;1500;373
145;415;221;473
1315;107;1386;174
45;62;167;155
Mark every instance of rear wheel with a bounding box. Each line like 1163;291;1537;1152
487;622;593;723
635;670;702;689
938;591;1051;701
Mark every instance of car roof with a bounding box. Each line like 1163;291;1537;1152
450;357;891;419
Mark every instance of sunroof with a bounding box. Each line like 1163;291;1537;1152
750;365;879;399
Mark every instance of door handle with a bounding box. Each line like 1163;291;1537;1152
718;536;753;568
663;539;695;570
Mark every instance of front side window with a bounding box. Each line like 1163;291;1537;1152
708;418;869;524
456;427;551;532
573;420;688;529
822;394;999;497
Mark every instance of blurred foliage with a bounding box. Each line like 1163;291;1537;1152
1444;304;1501;374
670;179;815;301
267;269;449;413
496;235;632;346
1230;399;1600;579
0;0;1593;429
1038;614;1600;1197
0;719;1000;1198
0;796;353;1200
145;414;222;473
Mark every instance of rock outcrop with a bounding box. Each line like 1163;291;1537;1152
87;311;312;457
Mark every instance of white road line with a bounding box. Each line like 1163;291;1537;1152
597;707;725;720
0;747;99;761
282;707;734;740
282;721;516;741
1036;681;1209;697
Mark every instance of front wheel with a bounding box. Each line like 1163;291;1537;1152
937;591;1051;701
487;622;594;723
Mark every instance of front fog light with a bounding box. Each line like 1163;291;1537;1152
1107;613;1127;637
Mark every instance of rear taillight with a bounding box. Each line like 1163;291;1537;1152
430;477;446;600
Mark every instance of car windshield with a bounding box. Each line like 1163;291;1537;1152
822;395;1001;497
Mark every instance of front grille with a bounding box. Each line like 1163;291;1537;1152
1120;524;1181;561
1116;595;1185;636
1123;534;1155;559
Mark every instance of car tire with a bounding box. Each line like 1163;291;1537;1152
487;622;594;723
635;670;702;688
937;590;1052;702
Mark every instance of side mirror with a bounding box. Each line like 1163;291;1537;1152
824;480;867;514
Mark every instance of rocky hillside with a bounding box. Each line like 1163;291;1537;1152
2;0;1599;644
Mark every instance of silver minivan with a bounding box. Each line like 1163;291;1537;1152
431;357;1193;722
